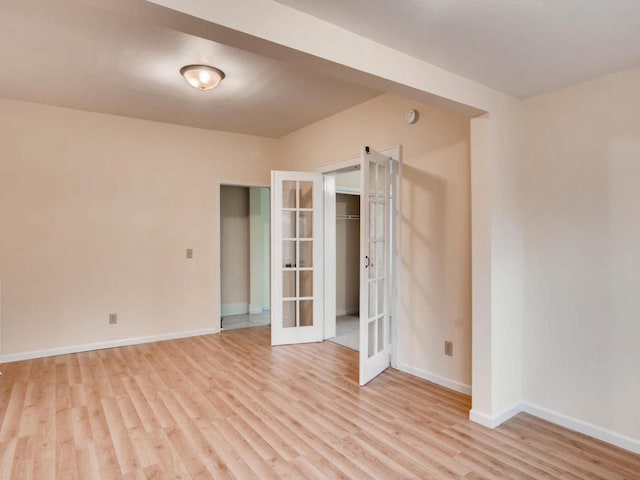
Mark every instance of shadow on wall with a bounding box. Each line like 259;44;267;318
401;163;447;365
400;158;472;385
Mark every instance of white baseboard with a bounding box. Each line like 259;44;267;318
336;308;359;317
249;305;263;315
469;403;522;429
468;401;640;455
221;302;248;316
398;363;472;396
262;305;270;312
522;402;640;455
0;327;219;363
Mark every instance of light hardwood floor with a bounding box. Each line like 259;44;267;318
0;326;638;479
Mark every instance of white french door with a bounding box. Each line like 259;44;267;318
359;146;392;385
271;171;324;345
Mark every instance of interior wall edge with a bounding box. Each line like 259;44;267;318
469;403;522;429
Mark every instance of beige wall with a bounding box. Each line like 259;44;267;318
0;98;278;356
522;67;640;443
220;186;250;312
281;93;472;388
336;193;360;315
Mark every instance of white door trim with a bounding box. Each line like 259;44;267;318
315;156;359;173
323;175;337;340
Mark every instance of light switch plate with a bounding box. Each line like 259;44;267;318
445;340;453;356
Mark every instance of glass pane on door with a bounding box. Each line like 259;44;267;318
299;241;313;268
283;181;297;208
283;271;296;298
369;162;376;196
299;270;313;297
377;164;386;198
368;320;375;358
368;241;376;279
283;211;296;238
283;301;296;328
299;211;313;238
283;240;296;268
300;300;313;326
299;181;313;209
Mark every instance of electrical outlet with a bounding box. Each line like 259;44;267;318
444;340;453;356
186;248;193;259
109;313;118;325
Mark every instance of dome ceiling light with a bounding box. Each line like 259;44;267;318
179;64;225;91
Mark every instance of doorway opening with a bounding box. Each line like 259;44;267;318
219;184;271;331
330;171;361;351
268;145;401;385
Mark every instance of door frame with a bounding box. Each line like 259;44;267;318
216;180;270;331
316;145;402;369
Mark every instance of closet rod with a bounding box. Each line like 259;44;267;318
336;214;360;220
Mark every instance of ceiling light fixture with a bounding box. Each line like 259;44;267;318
179;64;225;91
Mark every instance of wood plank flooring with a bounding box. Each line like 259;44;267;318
1;326;639;479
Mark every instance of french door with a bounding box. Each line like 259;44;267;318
270;147;397;387
359;146;392;385
271;171;324;345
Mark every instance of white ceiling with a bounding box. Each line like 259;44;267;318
276;0;640;98
0;0;381;138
